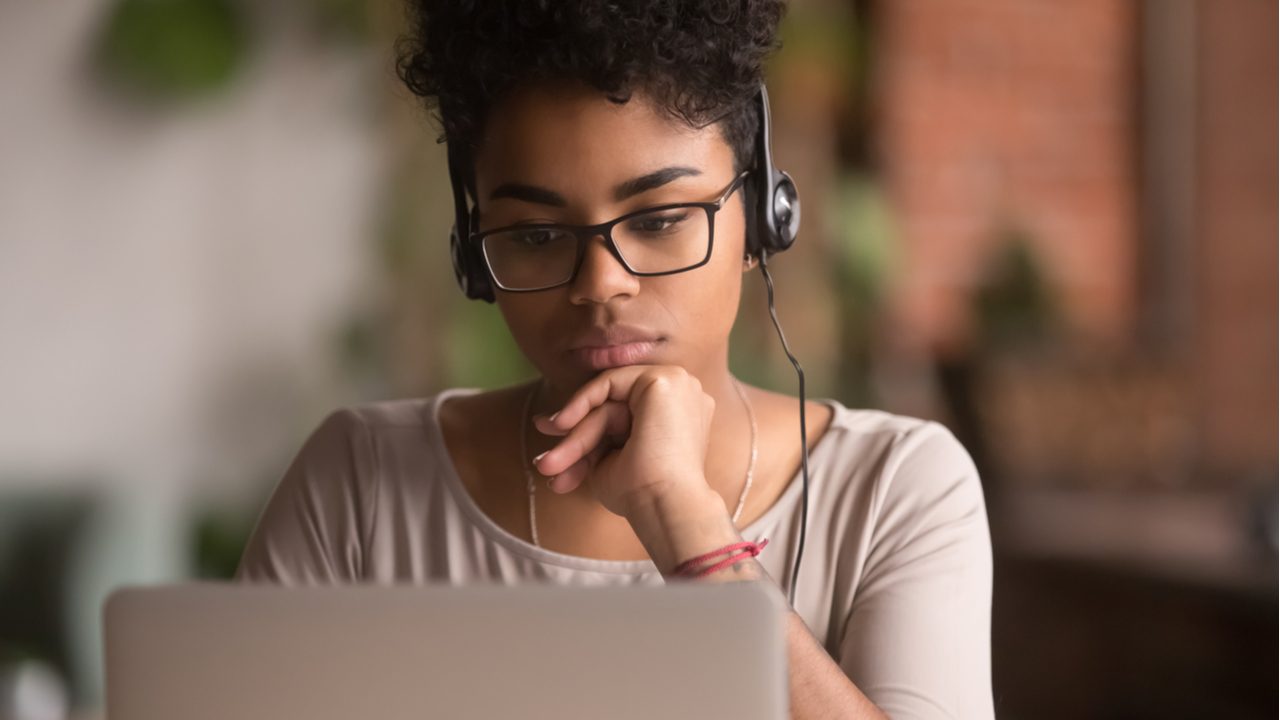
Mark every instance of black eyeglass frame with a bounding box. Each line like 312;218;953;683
468;171;750;293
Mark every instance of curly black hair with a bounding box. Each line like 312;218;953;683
396;0;786;177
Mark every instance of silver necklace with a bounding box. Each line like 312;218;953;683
520;376;758;548
729;376;759;523
519;383;542;547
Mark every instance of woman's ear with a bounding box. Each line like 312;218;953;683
742;253;759;272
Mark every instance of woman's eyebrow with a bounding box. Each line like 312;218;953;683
487;166;702;207
613;166;702;202
488;183;567;207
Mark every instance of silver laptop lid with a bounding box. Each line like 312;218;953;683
105;582;787;720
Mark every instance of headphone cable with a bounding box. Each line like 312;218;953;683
757;251;808;608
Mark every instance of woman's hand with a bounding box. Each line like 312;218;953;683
532;365;718;520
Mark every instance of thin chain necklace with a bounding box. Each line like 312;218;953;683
729;376;759;523
519;383;542;547
519;376;758;548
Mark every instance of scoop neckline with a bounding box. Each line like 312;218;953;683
424;386;842;574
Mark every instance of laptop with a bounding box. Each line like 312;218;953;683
104;582;787;720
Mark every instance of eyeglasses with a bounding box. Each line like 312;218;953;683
470;172;749;292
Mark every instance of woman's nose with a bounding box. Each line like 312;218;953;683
569;235;640;305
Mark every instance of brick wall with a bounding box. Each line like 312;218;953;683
876;0;1139;354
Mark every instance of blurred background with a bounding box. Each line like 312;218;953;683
0;0;1274;717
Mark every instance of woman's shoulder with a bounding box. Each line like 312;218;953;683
808;400;981;509
296;383;541;494
823;400;939;439
805;402;989;591
318;386;530;451
289;389;485;491
745;387;946;450
821;400;967;462
435;384;532;440
238;389;484;584
334;388;476;432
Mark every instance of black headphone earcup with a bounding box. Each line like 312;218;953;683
771;171;801;251
445;142;495;303
450;223;495;303
449;224;470;293
751;169;802;255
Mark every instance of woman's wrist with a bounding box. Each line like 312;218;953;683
623;481;742;575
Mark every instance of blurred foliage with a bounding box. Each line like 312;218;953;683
308;0;370;44
338;311;394;399
446;300;535;390
773;3;860;92
94;0;372;102
830;174;896;303
192;506;256;579
828;174;897;407
973;233;1059;352
96;0;250;98
0;496;88;683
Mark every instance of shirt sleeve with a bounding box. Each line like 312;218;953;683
235;409;378;584
838;422;995;720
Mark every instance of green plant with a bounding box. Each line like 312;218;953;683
193;506;256;579
973;232;1058;352
97;0;249;98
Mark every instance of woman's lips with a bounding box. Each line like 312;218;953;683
569;340;661;370
567;326;664;370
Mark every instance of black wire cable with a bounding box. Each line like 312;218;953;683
757;251;808;607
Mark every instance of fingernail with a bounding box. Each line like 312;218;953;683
545;477;555;490
548;411;559;422
533;451;548;463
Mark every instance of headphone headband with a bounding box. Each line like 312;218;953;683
750;85;801;257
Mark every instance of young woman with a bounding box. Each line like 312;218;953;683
238;1;994;717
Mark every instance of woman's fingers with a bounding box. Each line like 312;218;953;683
533;400;630;477
547;442;610;494
534;366;651;436
530;365;716;516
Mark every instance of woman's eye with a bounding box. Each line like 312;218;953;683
515;229;557;246
629;211;689;235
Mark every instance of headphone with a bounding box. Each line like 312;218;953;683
446;83;802;303
744;84;802;260
447;140;493;303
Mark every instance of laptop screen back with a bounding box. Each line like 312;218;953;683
104;583;786;720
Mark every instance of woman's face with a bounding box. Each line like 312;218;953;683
473;81;749;395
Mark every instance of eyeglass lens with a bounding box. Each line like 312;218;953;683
480;206;712;290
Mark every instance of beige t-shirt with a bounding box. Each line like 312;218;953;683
238;389;994;720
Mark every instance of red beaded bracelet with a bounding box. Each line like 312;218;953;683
671;539;769;580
